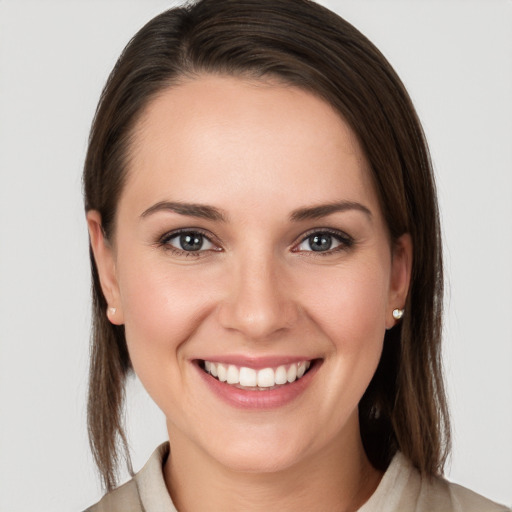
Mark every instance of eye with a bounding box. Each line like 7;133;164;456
162;230;218;253
294;230;353;253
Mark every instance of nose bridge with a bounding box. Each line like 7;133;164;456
218;246;297;339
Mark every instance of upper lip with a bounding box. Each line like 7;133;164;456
194;355;318;369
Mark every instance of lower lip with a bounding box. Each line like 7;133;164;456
195;360;320;409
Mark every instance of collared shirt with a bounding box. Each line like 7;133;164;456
85;443;510;512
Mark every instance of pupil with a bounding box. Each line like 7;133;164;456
180;233;203;251
310;234;331;251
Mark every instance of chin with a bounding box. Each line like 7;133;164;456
200;424;312;474
212;445;304;474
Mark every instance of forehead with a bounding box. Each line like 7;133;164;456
122;75;379;218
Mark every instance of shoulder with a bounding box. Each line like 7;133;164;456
83;478;142;512
362;452;510;512
83;442;174;512
401;457;510;512
429;478;510;512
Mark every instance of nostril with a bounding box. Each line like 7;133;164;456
217;300;300;340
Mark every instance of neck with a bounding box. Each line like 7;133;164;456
163;419;383;512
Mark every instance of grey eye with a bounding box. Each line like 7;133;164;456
168;232;215;252
298;233;341;252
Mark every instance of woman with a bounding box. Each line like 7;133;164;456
83;0;508;510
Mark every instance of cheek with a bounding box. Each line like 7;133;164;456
295;255;391;414
300;259;390;350
115;251;217;397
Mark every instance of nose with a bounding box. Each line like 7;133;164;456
217;252;299;340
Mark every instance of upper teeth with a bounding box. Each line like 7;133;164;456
204;361;311;388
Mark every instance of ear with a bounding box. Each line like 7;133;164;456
386;233;413;329
87;210;124;325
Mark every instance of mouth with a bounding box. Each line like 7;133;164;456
198;359;317;391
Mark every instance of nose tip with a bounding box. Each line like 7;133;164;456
217;263;299;340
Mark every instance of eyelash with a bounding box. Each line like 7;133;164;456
292;228;354;256
156;227;354;257
157;228;220;258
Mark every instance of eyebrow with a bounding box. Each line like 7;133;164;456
290;201;372;222
140;201;227;222
140;199;371;223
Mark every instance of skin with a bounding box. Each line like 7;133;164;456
88;75;412;511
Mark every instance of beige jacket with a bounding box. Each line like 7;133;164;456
85;443;510;512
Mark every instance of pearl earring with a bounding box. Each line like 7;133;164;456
108;307;117;316
392;308;404;320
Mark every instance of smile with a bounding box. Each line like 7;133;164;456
202;360;312;390
196;358;321;408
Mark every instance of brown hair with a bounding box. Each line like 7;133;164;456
84;0;449;491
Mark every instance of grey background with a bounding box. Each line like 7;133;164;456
0;1;510;510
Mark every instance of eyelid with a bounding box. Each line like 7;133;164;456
291;227;354;253
155;227;353;256
158;228;222;255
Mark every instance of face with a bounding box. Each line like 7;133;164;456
88;75;411;474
